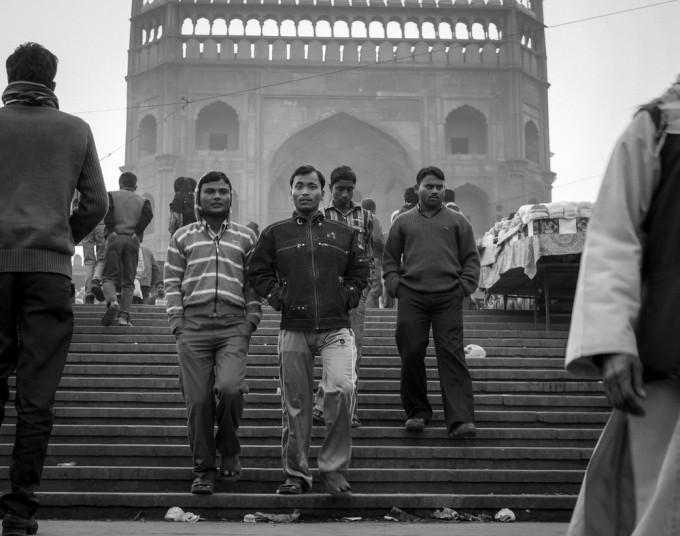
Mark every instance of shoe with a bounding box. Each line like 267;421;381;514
312;408;325;425
449;422;477;438
2;513;39;536
118;317;134;327
101;301;119;326
351;416;362;428
276;475;308;495
190;476;214;495
90;279;105;301
84;293;95;304
405;417;426;431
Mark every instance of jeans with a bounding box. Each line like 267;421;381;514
102;233;140;319
0;273;73;518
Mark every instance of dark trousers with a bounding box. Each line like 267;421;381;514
175;316;251;480
0;273;73;518
102;234;139;319
395;285;474;432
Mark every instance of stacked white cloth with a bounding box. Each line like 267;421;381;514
517;204;531;223
522;203;549;225
564;201;579;219
544;201;565;219
578;201;593;218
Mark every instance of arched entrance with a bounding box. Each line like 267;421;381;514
267;113;414;228
454;183;491;237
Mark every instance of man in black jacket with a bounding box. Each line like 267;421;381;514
247;164;369;498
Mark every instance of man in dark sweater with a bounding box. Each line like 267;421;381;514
0;42;109;533
382;166;480;438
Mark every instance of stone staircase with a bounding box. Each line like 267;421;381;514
0;305;606;521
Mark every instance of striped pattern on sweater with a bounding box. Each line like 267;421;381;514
164;219;262;329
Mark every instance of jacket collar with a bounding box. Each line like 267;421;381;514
292;211;325;225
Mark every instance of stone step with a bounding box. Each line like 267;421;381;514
54;364;591;380
72;326;571;340
0;424;603;446
69;333;568;349
41;391;607;409
48;376;602;395
0;444;594;470
65;353;569;369
3;407;611;427
36;466;586;495
3;304;583;520
30;491;578;521
66;343;569;357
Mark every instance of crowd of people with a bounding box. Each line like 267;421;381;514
5;39;679;536
160;161;480;498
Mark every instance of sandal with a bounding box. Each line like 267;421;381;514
190;476;214;495
312;408;325;425
319;471;352;497
276;476;308;495
220;456;242;482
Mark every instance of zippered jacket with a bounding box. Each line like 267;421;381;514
164;218;262;332
247;212;370;330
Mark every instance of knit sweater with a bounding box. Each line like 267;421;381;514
0;102;108;277
164;218;262;332
382;204;480;295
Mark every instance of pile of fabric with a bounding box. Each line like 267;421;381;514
477;200;593;267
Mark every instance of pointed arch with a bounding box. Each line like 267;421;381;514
445;105;488;155
266;112;415;227
525;120;540;163
455;183;491;237
195;101;239;151
138;114;157;157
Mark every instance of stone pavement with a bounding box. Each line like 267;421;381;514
35;520;568;535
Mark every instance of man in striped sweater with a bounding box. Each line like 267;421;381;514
164;171;262;495
383;166;480;439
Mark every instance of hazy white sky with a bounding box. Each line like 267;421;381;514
1;0;679;204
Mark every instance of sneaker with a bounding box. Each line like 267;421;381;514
2;512;39;536
351;416;362;428
118;317;134;327
449;422;477;438
90;279;105;301
101;301;119;326
84;293;95;304
405;417;426;431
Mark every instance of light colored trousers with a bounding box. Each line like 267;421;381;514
279;328;356;490
567;378;680;536
81;222;105;292
314;294;366;419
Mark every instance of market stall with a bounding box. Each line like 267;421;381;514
477;201;592;329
